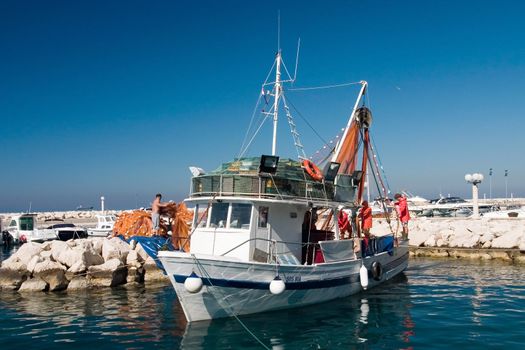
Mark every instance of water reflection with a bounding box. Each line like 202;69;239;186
1;258;524;349
179;274;414;349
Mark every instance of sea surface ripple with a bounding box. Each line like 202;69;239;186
1;246;524;349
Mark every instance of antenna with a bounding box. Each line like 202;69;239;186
293;38;300;82
277;10;281;52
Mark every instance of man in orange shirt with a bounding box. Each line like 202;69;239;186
337;206;351;239
394;193;411;240
359;200;373;238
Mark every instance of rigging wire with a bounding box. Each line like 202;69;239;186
370;134;392;195
238;113;272;158
288;81;362;91
284;95;329;147
238;58;277;158
238;93;264;158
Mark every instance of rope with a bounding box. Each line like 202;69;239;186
191;255;271;350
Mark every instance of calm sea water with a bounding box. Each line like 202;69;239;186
1;246;524;349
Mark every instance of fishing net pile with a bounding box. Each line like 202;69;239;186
112;203;193;251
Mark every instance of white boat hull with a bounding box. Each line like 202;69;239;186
87;228;112;237
158;243;409;322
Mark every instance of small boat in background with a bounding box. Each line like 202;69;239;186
87;214;116;237
41;222;88;241
1;214;88;244
2;214;56;244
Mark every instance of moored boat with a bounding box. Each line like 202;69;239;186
158;47;408;322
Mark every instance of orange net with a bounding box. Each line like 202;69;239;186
112;202;194;251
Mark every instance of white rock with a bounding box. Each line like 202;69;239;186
91;238;105;255
126;250;142;268
492;231;522;249
40;250;53;260
10;242;43;266
0;262;29;290
424;235;436;247
134;243;150;262
143;256;167;282
66;260;87;280
87;258;126;287
67;276;90;290
27;255;43;274
41;241;53;251
18;277;48;292
102;237;131;263
33;260;68;291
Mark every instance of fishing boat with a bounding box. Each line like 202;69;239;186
158;48;409;322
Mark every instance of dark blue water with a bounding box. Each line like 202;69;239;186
1;246;524;349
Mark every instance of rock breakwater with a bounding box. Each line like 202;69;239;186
0;237;167;292
375;217;525;263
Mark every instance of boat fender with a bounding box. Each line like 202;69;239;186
359;265;369;290
269;276;286;295
371;261;383;281
302;160;324;182
184;272;203;293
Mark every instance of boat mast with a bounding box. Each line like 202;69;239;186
272;51;282;156
331;81;367;162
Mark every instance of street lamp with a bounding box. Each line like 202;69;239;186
489;168;493;200
465;173;484;218
504;169;509;200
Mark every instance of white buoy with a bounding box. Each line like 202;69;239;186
269;276;286;295
360;265;369;290
184;272;203;293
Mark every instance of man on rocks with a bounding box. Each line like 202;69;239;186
152;193;169;235
394;193;411;240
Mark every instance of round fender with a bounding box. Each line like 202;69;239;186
371;261;383;281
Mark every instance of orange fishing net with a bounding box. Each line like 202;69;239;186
112;202;194;252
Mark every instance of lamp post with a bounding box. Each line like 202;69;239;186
489;168;492;200
465;173;484;218
504;169;509;200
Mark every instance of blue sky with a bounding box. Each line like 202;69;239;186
1;0;524;212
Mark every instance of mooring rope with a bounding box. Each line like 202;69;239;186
191;255;271;350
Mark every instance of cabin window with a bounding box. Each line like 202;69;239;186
19;217;34;231
194;204;209;228
9;220;16;227
230;203;252;229
209;202;229;228
258;206;269;228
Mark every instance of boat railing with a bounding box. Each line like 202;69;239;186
190;173;354;202
217;234;396;263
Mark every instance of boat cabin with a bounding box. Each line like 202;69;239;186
5;214;37;243
185;156;363;264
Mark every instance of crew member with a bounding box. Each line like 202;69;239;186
359;200;373;238
152;193;169;235
337;206;351;239
394;193;411;240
